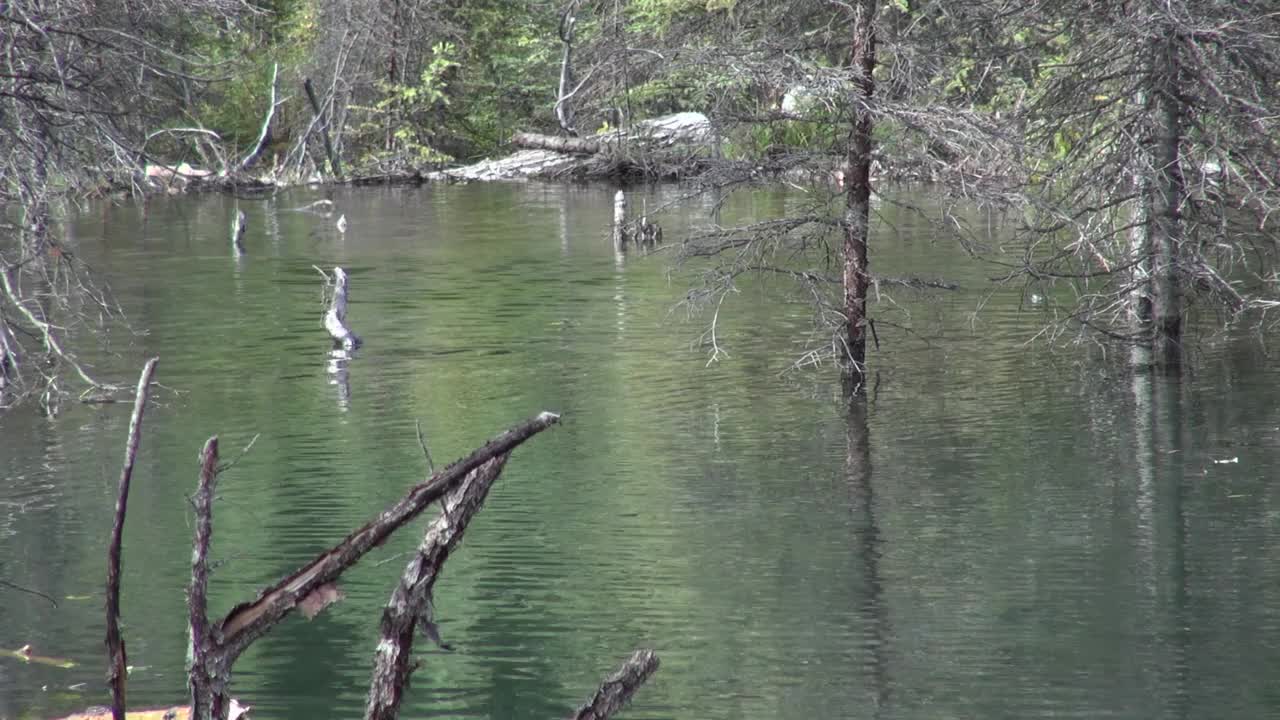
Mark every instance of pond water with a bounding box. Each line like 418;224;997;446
2;183;1280;720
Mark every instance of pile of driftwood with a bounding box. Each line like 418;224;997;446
89;359;657;720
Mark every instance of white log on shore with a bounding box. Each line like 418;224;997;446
324;267;361;351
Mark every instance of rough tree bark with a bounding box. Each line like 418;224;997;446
364;454;512;720
186;412;561;718
106;358;159;720
512;132;601;155
567;650;660;720
842;0;877;396
324;267;361;350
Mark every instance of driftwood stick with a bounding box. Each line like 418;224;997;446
239;62;279;172
213;412;560;664
304;77;343;179
324;267;360;350
105;357;159;720
567;649;660;720
189;437;224;720
364;453;512;720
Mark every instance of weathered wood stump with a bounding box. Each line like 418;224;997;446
324;267;361;351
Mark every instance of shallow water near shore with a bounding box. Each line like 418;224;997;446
3;183;1280;720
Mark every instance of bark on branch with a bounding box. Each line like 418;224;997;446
513;132;602;156
183;413;559;718
202;412;561;691
106;358;159;720
567;649;661;720
364;453;513;720
188;436;224;720
324;267;360;350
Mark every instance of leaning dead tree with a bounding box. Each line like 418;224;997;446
105;358;160;720
174;410;659;720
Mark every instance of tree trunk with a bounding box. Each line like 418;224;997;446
1148;25;1185;367
842;0;876;395
1129;88;1154;368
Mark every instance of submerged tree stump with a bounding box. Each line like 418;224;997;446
231;210;246;256
324;267;360;351
613;191;628;249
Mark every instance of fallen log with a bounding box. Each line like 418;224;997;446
512;132;602;156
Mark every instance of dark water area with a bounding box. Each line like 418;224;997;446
3;183;1280;719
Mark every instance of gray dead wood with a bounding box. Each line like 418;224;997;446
231;210;247;256
106;358;159;720
186;412;561;719
364;454;512;720
324;267;360;350
613;191;628;249
567;649;660;720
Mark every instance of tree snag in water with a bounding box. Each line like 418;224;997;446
842;0;876;396
185;413;561;717
568;649;660;720
188;437;227;720
231;210;247;256
324;267;361;350
106;358;159;720
613;191;628;249
364;454;512;720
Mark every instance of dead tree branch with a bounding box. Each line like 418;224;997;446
567;649;661;720
186;412;561;717
324;267;360;350
364;453;512;720
189;436;223;720
105;357;159;720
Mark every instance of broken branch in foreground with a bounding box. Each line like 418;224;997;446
365;453;511;720
106;358;159;720
568;649;661;720
187;411;561;718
